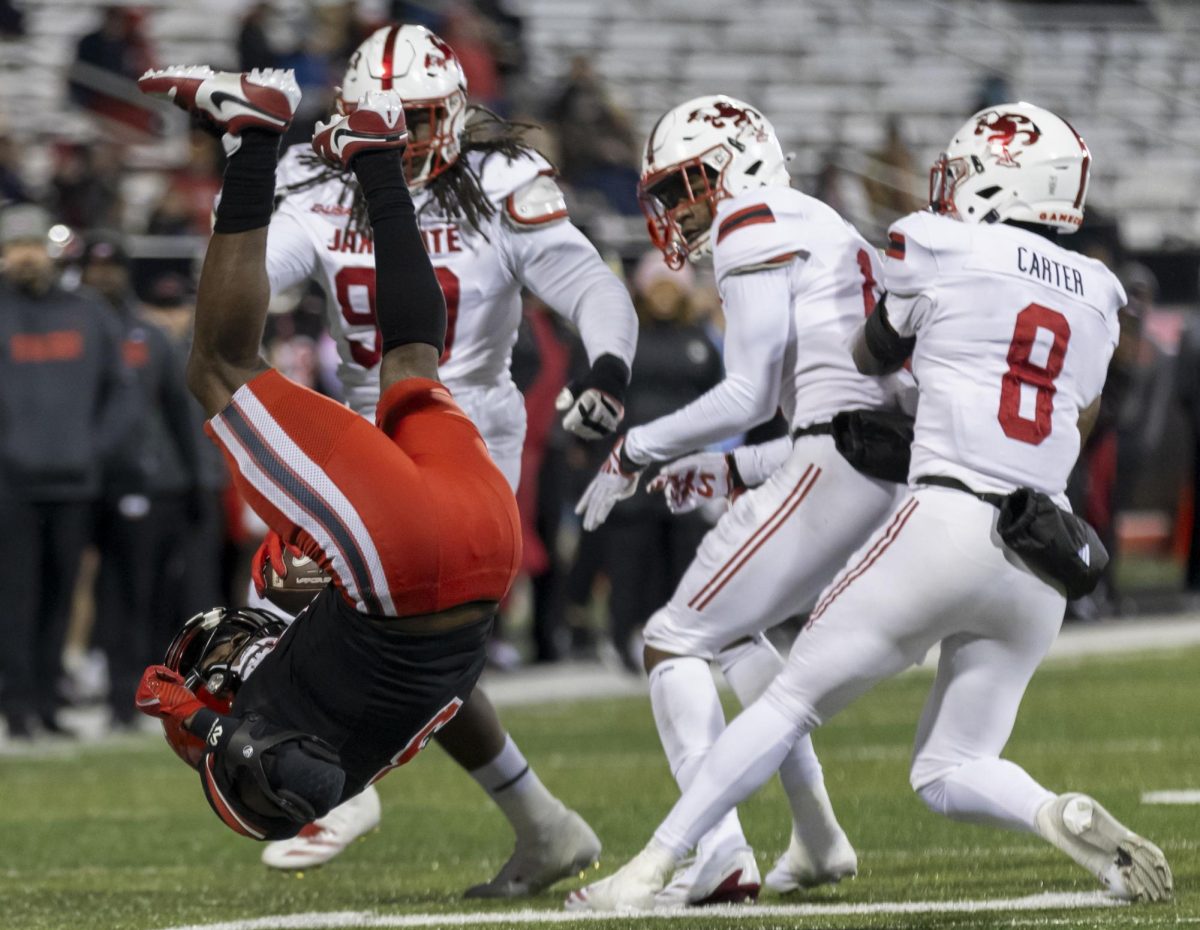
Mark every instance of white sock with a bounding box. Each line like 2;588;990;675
470;735;561;838
916;757;1054;833
654;697;803;858
649;657;747;856
719;637;845;856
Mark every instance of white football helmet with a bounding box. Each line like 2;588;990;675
339;24;468;187
639;95;789;268
930;101;1091;233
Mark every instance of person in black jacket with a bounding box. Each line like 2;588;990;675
0;205;140;739
588;254;722;670
80;233;202;728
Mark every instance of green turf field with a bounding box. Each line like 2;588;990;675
1;647;1196;930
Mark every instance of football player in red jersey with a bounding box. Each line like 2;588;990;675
133;66;537;849
246;25;616;889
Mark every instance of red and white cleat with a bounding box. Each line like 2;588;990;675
311;90;408;169
564;843;676;912
654;842;761;907
138;65;300;136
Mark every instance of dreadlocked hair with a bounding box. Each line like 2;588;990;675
276;107;543;240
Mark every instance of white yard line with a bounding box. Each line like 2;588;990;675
1142;789;1200;804
157;892;1122;930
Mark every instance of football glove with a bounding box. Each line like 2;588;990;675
251;530;300;598
135;665;206;722
648;451;737;515
556;354;630;440
575;437;644;531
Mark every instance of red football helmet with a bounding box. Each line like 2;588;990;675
161;607;285;768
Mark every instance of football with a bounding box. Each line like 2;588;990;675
264;549;332;615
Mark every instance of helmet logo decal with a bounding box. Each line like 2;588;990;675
687;100;757;131
425;34;456;71
974;112;1041;168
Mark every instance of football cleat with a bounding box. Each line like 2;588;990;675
465;804;601;898
564;843;676;912
1035;793;1173;902
764;829;858;893
654;841;760;907
138;66;300;136
311;91;408;170
260;784;381;869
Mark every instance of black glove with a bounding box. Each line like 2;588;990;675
555;354;630;440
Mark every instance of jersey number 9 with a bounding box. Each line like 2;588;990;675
335;265;461;368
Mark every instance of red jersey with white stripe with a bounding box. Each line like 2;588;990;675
267;146;636;419
883;211;1123;499
206;370;521;616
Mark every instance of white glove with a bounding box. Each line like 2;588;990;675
556;385;625;440
575;437;643;531
647;452;735;515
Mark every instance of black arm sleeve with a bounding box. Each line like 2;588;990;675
351;150;446;356
862;295;915;375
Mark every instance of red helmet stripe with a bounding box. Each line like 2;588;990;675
203;754;265;839
380;25;401;90
1061;116;1090;210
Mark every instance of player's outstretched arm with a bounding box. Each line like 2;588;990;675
138;67;302;417
311;91;445;392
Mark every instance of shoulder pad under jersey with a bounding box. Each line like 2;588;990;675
881;211;961;297
502;173;569;231
711;187;813;282
472;147;554;205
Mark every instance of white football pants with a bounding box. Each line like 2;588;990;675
652;485;1065;856
449;379;526;492
643;435;904;658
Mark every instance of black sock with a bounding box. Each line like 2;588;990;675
351;149;446;356
213;130;281;234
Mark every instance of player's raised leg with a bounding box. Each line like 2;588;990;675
260;97;599;891
138;66;301;415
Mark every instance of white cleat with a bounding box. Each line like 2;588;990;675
465;805;601;898
564;843;676;912
764;829;858;893
261;784;381;870
1036;793;1173;902
311;91;408;170
138;66;300;137
654;841;760;907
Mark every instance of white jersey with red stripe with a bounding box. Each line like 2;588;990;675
623;185;909;465
265;145;637;485
882;211;1123;501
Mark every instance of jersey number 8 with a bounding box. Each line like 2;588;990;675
998;303;1071;445
335;266;461;368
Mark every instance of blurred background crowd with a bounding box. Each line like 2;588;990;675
2;0;1199;742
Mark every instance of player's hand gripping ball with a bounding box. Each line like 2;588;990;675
252;531;332;615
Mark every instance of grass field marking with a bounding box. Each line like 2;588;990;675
1142;789;1200;804
156;891;1122;930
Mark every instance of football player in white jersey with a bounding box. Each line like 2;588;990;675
251;25;637;893
566;103;1173;911
573;95;915;905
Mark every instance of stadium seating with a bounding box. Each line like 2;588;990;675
1;0;1197;250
